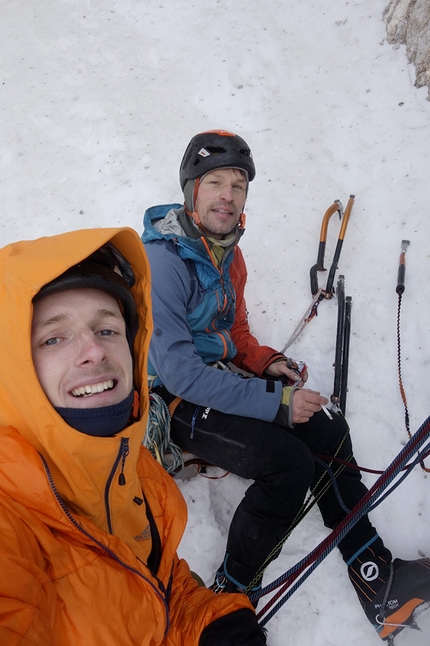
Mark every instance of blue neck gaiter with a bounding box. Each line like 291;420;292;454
55;390;134;437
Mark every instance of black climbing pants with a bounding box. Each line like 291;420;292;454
166;395;389;587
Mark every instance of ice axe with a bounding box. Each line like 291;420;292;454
396;239;410;295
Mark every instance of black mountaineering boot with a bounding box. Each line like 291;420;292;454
209;554;262;608
349;550;430;642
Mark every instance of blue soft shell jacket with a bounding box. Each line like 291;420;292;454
142;204;283;422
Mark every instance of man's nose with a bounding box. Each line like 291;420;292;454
74;332;107;365
219;184;234;201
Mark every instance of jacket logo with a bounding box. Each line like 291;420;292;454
201;407;211;420
134;524;151;542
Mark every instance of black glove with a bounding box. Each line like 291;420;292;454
199;608;267;646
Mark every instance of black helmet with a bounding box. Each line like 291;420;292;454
33;244;136;332
179;130;256;189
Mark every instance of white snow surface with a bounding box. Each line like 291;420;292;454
1;1;430;644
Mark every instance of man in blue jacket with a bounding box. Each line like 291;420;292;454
142;129;430;642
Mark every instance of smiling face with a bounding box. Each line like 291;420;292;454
31;288;133;409
194;168;247;239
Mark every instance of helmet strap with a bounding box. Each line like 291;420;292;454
193;176;201;210
185;207;209;234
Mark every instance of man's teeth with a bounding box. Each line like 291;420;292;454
71;380;114;397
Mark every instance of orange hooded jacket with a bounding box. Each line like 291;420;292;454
0;227;252;646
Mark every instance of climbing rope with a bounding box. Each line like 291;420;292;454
253;414;430;626
143;392;184;474
244;429;352;594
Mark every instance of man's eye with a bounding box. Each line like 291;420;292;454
98;329;115;337
44;337;61;346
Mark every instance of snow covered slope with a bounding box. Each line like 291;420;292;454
1;1;429;644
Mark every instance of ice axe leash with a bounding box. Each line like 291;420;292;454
281;195;355;353
395;240;430;473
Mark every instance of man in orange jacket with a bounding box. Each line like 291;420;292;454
0;227;266;645
141;130;430;643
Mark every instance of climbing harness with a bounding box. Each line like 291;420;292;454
395;240;430;473
281;195;354;353
253;413;430;627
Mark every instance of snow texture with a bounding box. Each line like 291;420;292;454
1;1;429;644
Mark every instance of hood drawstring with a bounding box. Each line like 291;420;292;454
132;390;140;421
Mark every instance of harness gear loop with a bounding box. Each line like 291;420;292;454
168;396;183;418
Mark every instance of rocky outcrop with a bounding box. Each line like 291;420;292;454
384;0;430;99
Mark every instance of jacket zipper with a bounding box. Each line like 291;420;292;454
104;437;129;533
39;451;171;637
201;238;232;315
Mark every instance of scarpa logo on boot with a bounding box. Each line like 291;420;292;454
360;561;380;582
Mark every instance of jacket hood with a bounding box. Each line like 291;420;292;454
142;203;245;249
142;203;186;243
0;228;154;548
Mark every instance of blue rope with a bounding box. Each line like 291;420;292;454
312;455;350;513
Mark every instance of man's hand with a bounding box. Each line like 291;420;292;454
292;388;328;424
265;359;308;386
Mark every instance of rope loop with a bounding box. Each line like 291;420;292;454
143;392;184;474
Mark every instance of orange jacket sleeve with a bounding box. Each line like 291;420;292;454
164;555;257;646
